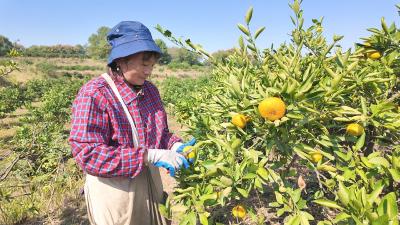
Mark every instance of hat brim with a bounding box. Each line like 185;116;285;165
108;39;161;65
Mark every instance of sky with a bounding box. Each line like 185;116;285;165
0;1;399;53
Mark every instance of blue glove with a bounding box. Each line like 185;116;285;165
176;138;197;153
176;138;197;163
147;149;189;177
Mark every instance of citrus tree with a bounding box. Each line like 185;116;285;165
0;48;19;77
0;77;87;224
158;1;399;224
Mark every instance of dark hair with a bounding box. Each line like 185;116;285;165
142;51;161;61
109;51;161;72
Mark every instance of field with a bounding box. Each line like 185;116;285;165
0;56;210;224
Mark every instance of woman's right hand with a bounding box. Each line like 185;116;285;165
146;149;189;176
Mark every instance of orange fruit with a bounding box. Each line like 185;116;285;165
310;152;323;163
232;114;248;128
346;123;364;136
183;146;196;159
367;51;382;60
232;205;246;218
258;97;286;121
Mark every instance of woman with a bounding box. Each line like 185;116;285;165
69;21;195;225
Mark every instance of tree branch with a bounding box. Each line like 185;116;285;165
0;154;22;182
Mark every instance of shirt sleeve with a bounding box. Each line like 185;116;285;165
69;89;144;178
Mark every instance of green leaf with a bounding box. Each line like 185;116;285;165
179;212;197;225
199;213;209;225
292;189;302;203
255;177;263;189
291;0;300;15
340;106;362;115
313;199;344;210
318;149;335;160
360;187;368;208
275;191;284;204
333;35;344;42
243;172;257;179
333;117;351;122
356;168;368;183
368;184;384;205
371;102;396;116
300;212;311;225
286;215;301;225
323;64;337;78
236;187;249;198
377;192;398;219
201;160;217;170
175;187;196;193
301;211;314;220
368;157;390;168
220;176;233;187
333;212;351;223
277;207;288;217
337;181;350;206
354;132;366;150
245;6;253;25
237;23;250;36
372;214;389;225
229;74;241;95
317;164;337;172
209;179;225;187
334;150;351;161
388;169;400;182
293;146;310;160
173;193;190;201
254;27;266;39
238;36;245;49
199;193;218;202
185;39;197;51
257;167;269;180
361;156;374;168
188;212;197;225
381;17;389;34
158;204;170;219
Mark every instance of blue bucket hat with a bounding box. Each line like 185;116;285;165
107;21;161;65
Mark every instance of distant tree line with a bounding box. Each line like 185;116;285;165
0;28;234;66
0;35;86;58
23;45;86;58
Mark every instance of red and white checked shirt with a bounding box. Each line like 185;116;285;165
69;73;181;178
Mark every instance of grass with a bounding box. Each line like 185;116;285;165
2;57;106;85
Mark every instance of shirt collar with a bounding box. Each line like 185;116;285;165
110;72;146;105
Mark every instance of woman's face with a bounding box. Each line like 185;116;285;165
117;52;157;86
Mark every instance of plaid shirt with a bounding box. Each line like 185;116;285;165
69;73;181;178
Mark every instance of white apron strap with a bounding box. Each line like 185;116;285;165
101;73;140;148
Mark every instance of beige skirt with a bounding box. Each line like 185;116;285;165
84;165;170;225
